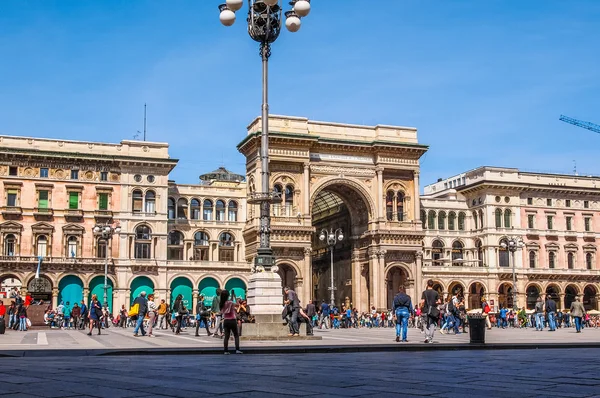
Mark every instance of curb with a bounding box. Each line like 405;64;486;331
1;342;600;358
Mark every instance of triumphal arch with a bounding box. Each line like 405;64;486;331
238;115;428;311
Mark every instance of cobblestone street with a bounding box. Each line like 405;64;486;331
0;348;599;397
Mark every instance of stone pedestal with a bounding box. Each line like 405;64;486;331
243;271;320;340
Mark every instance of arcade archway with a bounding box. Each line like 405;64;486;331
584;285;598;310
498;282;514;309
386;266;409;309
0;274;21;299
564;284;579;310
89;276;114;311
170;277;193;309
225;278;247;301
310;182;371;309
58;275;83;308
198;277;220;307
468;282;486;310
526;284;541;310
130;276;154;305
545;284;561;310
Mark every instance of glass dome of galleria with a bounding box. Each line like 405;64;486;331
199;167;245;183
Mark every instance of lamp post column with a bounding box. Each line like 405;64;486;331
330;244;335;307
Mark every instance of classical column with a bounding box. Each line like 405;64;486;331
192;289;199;314
52;288;59;308
83;288;90;304
303;163;310;214
303;247;312;304
351;249;362;311
413;171;420;221
375;249;386;310
415;251;423;303
368;252;377;308
376;168;384;220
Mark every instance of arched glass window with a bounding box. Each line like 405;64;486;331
586;253;593;270
203;199;213;221
4;234;16;256
396;192;405;221
448;212;456;231
218;232;234;262
216;200;226;221
438;211;446;230
458;212;466;231
386;191;394;221
504;209;511;228
495;209;502;228
499;238;509;267
132;189;143;213
476;239;484;266
145;191;156;213
451;241;463;265
67;236;78;258
285;185;294;216
568;252;574;269
177;198;188;219
432;240;444;266
193;231;209;261
549;252;556;269
228;201;238;222
421;210;427;229
529;251;536;268
428;211;436;230
37;235;48;257
167;231;183;260
134;225;151;259
479;209;484;228
273;185;283;216
168;198;176;220
190;199;200;220
473;211;478;230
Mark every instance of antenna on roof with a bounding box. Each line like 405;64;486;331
134;131;140;140
573;160;578;176
143;103;147;141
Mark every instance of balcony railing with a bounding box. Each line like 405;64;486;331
33;208;54;218
0;256;113;272
1;206;22;216
65;209;84;218
94;210;113;220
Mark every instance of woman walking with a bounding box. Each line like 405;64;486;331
147;294;157;337
172;294;187;335
220;290;242;355
87;294;102;336
195;295;212;337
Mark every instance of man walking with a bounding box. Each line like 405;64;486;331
392;286;413;342
534;297;544;331
211;289;224;338
80;300;88;330
570;297;586;333
319;300;330;329
157;299;168;330
305;300;316;328
284;286;300;337
132;291;148;337
545;295;557;331
421;279;440;344
71;303;81;330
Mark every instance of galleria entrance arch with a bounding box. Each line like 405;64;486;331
239;115;428;311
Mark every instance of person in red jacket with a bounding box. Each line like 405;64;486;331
24;294;32;307
0;300;6;318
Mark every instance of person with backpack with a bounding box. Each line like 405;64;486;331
195;294;212;337
421;279;440;344
172;294;187;335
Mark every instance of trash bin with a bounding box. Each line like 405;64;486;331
467;313;486;344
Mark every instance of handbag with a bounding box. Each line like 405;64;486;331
129;303;140;318
427;304;440;319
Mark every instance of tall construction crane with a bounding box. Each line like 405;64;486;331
559;115;600;134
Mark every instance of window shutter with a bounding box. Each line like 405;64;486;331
69;192;79;209
38;190;49;208
99;193;108;210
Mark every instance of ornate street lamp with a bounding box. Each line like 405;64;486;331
319;228;344;307
219;0;311;271
500;237;524;309
93;223;121;308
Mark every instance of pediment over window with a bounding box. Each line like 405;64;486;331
583;244;597;252
0;221;23;233
544;242;560;249
62;223;85;235
564;243;579;251
31;222;54;234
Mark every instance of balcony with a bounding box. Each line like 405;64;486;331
94;210;113;222
33;207;54;219
1;206;22;218
0;256;113;273
64;209;84;220
583;230;596;242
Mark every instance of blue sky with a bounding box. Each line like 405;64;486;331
0;1;599;187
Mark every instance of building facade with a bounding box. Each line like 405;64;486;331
1;118;599;314
421;167;600;311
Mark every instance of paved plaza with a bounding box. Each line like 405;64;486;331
0;348;599;397
0;325;599;355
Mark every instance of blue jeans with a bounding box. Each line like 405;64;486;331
19;317;27;331
395;308;409;341
535;313;545;330
133;316;146;335
547;312;556;331
574;316;582;332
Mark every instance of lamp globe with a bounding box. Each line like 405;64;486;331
226;0;243;12
220;9;236;26
285;14;301;32
294;0;311;17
